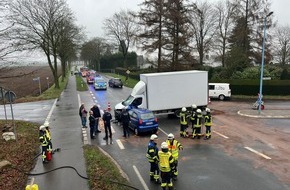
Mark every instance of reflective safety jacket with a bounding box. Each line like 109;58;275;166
190;109;196;121
166;139;182;160
158;151;174;172
204;114;212;127
193;113;203;127
39;131;49;146
146;141;159;163
179;112;188;125
45;129;51;141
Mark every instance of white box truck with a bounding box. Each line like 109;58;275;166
114;70;208;121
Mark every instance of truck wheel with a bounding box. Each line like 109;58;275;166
134;128;139;136
219;95;225;101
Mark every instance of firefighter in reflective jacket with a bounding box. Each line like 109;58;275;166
204;108;212;140
158;142;175;190
166;133;183;181
192;109;203;139
178;107;189;137
44;122;52;153
146;134;160;184
39;125;49;163
190;104;197;129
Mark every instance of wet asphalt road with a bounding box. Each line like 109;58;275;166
1;75;289;190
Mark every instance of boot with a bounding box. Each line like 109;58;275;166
155;178;161;184
150;176;154;181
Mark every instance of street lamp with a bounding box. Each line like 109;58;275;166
258;11;273;114
46;77;49;89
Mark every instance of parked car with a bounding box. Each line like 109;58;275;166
128;108;158;135
94;77;107;90
208;83;231;100
109;78;123;88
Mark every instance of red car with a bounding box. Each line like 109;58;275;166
86;72;96;84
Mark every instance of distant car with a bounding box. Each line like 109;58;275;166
94;77;107;90
109;78;123;88
86;72;96;84
128;108;158;135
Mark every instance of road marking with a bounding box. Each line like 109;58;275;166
116;139;125;149
45;98;57;123
133;165;149;190
244;146;272;160
158;127;168;136
213;130;229;139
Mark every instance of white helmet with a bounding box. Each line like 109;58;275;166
150;134;158;140
181;107;187;112
39;125;46;131
206;108;211;113
168;133;174;140
161;142;168;149
44;122;49;127
191;104;197;109
196;109;201;113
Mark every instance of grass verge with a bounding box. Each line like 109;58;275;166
84;145;134;190
76;75;88;91
0;120;39;190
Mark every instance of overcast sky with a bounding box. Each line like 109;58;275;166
66;0;290;39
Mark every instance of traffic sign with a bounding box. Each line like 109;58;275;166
4;91;16;103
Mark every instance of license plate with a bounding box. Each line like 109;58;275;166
146;122;153;125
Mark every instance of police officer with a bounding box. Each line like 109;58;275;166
121;107;130;138
166;133;183;181
192;109;203;139
89;111;96;139
102;108;112;140
39;125;49;163
158;142;175;190
204;108;212;140
146;134;160;184
178;107;189;137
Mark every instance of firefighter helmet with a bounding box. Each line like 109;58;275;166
168;133;174;140
161;142;168;149
39;125;46;131
191;104;197;109
150;134;158;140
206;108;211;113
196;109;202;113
181;107;187;112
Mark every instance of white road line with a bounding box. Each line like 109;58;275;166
213;130;229;139
78;94;81;107
111;125;115;133
158;127;168;136
45;98;57;123
244;146;272;160
133;165;149;190
116;139;125;149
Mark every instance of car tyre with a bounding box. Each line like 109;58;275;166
219;94;225;101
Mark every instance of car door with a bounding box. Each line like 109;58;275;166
128;110;138;130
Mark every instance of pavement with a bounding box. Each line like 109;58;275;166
238;109;290;118
1;73;289;189
26;74;94;190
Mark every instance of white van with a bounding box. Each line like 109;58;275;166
208;83;231;100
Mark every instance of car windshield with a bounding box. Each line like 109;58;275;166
122;95;134;106
95;78;105;83
114;79;121;82
140;112;154;120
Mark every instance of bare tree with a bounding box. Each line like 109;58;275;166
214;0;237;67
273;25;290;65
103;10;139;68
189;0;218;65
80;38;108;71
6;0;76;89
